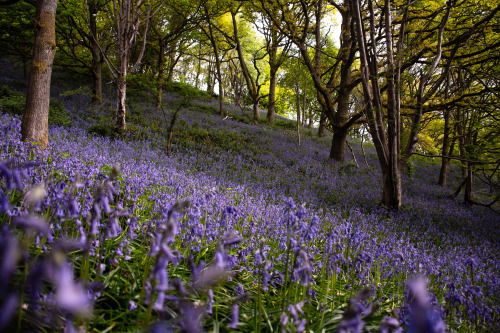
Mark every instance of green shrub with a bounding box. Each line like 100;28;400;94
88;123;116;137
49;99;72;126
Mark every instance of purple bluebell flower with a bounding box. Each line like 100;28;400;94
0;293;19;330
228;303;239;329
53;263;92;315
296;318;306;332
13;215;49;235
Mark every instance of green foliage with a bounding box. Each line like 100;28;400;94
405;160;416;178
0;85;24;115
269;118;296;131
48;99;72;127
192;103;219;115
0;85;72;126
337;161;358;176
165;81;210;99
88;123;117;137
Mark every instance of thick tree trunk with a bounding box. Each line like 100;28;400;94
21;0;58;151
329;85;351;162
318;108;326;137
329;130;347;162
382;166;402;209
267;68;277;123
156;42;164;110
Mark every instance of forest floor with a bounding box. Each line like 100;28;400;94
0;60;499;332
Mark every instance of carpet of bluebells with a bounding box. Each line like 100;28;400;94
0;73;499;332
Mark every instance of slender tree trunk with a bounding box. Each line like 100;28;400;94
207;59;213;100
89;0;102;104
464;167;473;204
156;42;164;110
21;0;58;151
166;40;177;83
216;58;224;117
116;75;127;130
253;100;260;122
438;108;452;186
195;43;202;89
384;0;402;209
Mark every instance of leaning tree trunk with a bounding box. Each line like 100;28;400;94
21;0;58;151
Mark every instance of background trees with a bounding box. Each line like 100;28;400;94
1;0;498;210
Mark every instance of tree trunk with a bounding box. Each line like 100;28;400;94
215;56;224;117
464;167;472;204
89;0;102;104
382;166;402;209
91;55;103;104
267;67;277;123
438;108;451;186
166;40;177;83
253;100;260;122
207;59;213;100
21;0;58;151
116;76;127;130
156;42;164;110
329;130;347;162
318;108;326;137
195;43;202;89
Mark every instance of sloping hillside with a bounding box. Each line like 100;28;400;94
1;67;499;332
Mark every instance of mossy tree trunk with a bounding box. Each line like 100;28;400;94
21;0;58;151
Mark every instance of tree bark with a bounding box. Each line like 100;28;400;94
21;0;58;151
267;66;277;123
329;130;348;162
318;107;326;137
438;108;451;186
116;75;127;130
89;0;102;104
464;167;473;204
156;41;164;110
